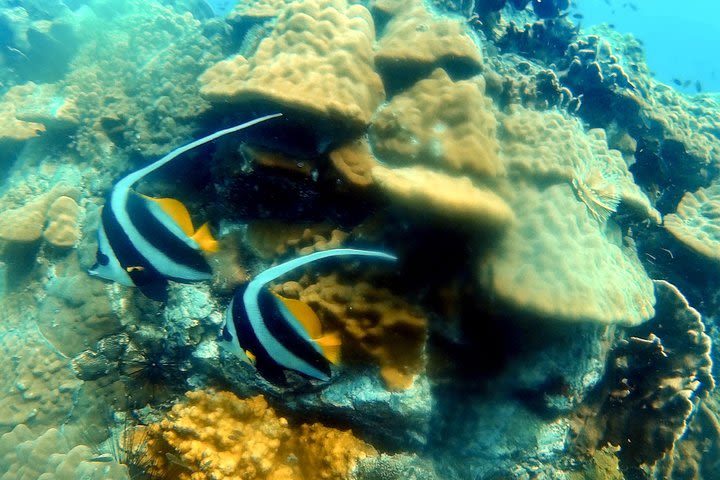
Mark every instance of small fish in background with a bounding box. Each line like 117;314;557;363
696;80;703;93
88;114;282;301
683;80;692;87
204;0;237;17
672;78;682;86
220;248;397;385
572;13;584;19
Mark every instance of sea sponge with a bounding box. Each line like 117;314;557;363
572;280;713;468
200;0;384;144
371;164;514;229
374;1;482;89
275;273;428;391
481;179;655;325
664;183;720;263
145;390;376;480
0;182;80;243
43;195;82;248
370;68;502;178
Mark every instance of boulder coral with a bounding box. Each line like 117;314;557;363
0;424;128;480
144;390;377;480
373;0;483;90
275;273;428;391
664;182;720;264
200;0;384;149
0;182;80;244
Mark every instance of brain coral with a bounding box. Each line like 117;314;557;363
664;183;720;263
200;0;384;145
145;390;376;480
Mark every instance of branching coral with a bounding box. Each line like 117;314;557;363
144;390;376;480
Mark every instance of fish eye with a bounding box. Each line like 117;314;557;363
96;251;109;266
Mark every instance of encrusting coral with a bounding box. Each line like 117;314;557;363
0;83;46;147
200;0;385;148
144;390;377;480
275;273;428;391
664;182;720;264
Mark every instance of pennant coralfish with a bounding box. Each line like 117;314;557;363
220;248;397;385
88;114;282;301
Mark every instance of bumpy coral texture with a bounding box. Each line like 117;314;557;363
145;390;376;480
498;106;658;221
482;179;655;325
371;68;501;177
200;0;384;134
276;273;428;390
0;327;83;435
664;183;720;262
0;424;128;480
374;0;482;81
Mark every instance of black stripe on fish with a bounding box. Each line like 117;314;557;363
101;195;169;301
124;191;212;281
230;285;330;384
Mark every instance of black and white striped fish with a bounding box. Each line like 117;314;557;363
220;248;397;385
88;114;282;301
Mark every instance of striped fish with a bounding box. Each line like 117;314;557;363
220;248;397;385
89;114;282;301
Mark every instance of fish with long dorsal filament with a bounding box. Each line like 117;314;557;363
220;248;397;385
88;114;282;301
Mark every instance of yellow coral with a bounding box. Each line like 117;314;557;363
0;84;46;144
145;390;376;480
43;195;82;248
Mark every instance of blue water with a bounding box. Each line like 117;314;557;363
573;0;720;93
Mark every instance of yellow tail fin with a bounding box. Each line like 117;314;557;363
192;223;219;253
315;332;342;365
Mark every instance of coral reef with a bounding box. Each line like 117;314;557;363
200;0;384;151
373;0;482;91
572;280;714;473
664;182;720;263
145;390;377;480
276;272;427;391
0;424;128;480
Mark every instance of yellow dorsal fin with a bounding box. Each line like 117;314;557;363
191;223;219;253
275;294;322;338
315;332;342;365
145;196;194;236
